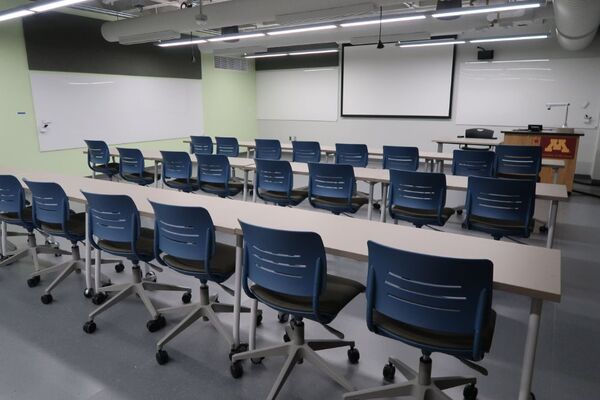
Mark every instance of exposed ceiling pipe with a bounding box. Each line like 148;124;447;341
553;0;600;50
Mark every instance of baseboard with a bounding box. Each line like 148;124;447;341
574;174;600;186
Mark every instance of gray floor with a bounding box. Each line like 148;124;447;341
1;173;599;400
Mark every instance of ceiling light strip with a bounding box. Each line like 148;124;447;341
0;9;34;22
469;34;549;43
30;0;90;13
267;25;338;36
340;14;426;27
432;1;541;18
158;39;208;47
398;40;466;48
207;33;266;42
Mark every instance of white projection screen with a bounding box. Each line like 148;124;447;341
341;43;455;118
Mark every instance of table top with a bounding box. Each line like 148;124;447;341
433;137;504;146
1;166;561;302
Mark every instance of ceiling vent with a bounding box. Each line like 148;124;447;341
214;56;250;72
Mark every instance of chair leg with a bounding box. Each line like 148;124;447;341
232;343;290;362
389;357;417;380
204;306;234;346
30;259;73;278
432;376;476;391
99;282;132;293
157;305;205;350
43;261;78;294
343;382;415;400
0;248;30;267
266;348;302;400
134;284;160;319
89;285;134;319
303;346;355;392
142;281;190;293
307;339;355;352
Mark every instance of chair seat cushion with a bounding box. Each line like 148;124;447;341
311;195;369;210
92;162;119;175
122;171;159;185
259;187;308;204
162;242;236;278
41;212;86;239
98;227;154;259
468;215;529;230
165;178;199;190
391;206;455;223
251;274;365;320
0;206;33;224
199;178;250;196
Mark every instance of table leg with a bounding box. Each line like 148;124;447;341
233;234;243;348
1;221;7;257
85;209;92;292
249;299;258;351
243;170;249;202
94;248;101;293
518;298;543;400
367;182;374;221
437;160;444;173
92;170;96;179
379;183;388;223
252;171;258;203
437;143;443;153
154;161;159;188
429;160;435;173
546;200;558;249
552;167;559;184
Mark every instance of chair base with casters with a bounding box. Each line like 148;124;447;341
0;230;67;277
232;317;359;400
344;353;478;400
155;281;254;365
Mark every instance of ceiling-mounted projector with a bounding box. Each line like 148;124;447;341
436;0;462;20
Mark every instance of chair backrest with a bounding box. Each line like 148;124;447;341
84;140;110;166
495;145;542;180
308;163;355;200
383;146;419;171
292;141;321;163
465;176;536;224
23;180;69;227
255;139;282;160
0;175;26;215
196;154;231;184
240;221;326;298
465;128;494;139
117;148;145;176
81;191;140;245
255;159;293;194
161;151;192;181
150;201;215;265
335;143;368;167
367;240;493;342
190;135;214;156
452;150;495;177
216;136;240;157
389;170;446;214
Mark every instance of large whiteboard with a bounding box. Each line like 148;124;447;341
256;68;338;122
30;71;204;151
456;57;600;129
342;44;455;118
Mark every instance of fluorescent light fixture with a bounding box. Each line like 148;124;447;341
432;1;541;18
465;59;549;64
0;9;34;22
30;0;89;12
289;49;339;56
244;53;288;59
208;33;265;42
267;25;337;36
469;34;548;43
399;39;465;48
340;14;426;27
158;38;207;47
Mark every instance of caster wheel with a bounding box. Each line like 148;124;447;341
228;343;249;360
256;312;263;327
101;281;112;288
539;226;548;234
463;383;478;400
114;263;125;273
373;203;381;210
457;209;463;216
529;393;536;400
92;292;107;305
27;275;40;288
283;333;290;343
144;272;157;283
83;320;96;334
156;349;169;365
182;292;192;304
41;294;53;305
251;357;264;365
230;362;243;379
347;347;360;364
147;316;167;333
383;362;396;382
83;288;94;298
277;312;289;323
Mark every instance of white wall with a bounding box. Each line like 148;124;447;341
257;37;600;178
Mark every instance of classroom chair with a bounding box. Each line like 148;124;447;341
307;163;369;215
117;147;159;186
231;222;365;399
216;136;240;157
196;154;248;198
150;201;253;365
190;135;214;156
81;192;190;334
335;143;369;167
343;241;495;400
292;140;321;163
461;128;495;150
495;145;542;181
388;170;454;229
382;146;420;171
452;150;496;177
463;176;536;241
160;151;198;193
254;159;308;206
84;140;119;180
255;139;282;160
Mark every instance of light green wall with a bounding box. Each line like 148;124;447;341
0;5;257;176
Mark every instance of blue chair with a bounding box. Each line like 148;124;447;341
161;151;198;193
292;141;321;163
382;146;419;171
308;163;368;215
452;150;496;177
216;137;240;157
150;201;252;365
255;139;282;160
255;160;308;207
81;192;190;334
463;176;536;241
84;140;119;180
343;241;495;400
231;222;365;398
388;170;454;228
495;145;542;181
335;143;368;167
117;147;158;186
197;154;247;198
190;135;214;156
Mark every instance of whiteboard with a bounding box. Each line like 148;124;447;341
30;71;204;151
341;44;454;118
256;68;338;122
456;57;600;129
